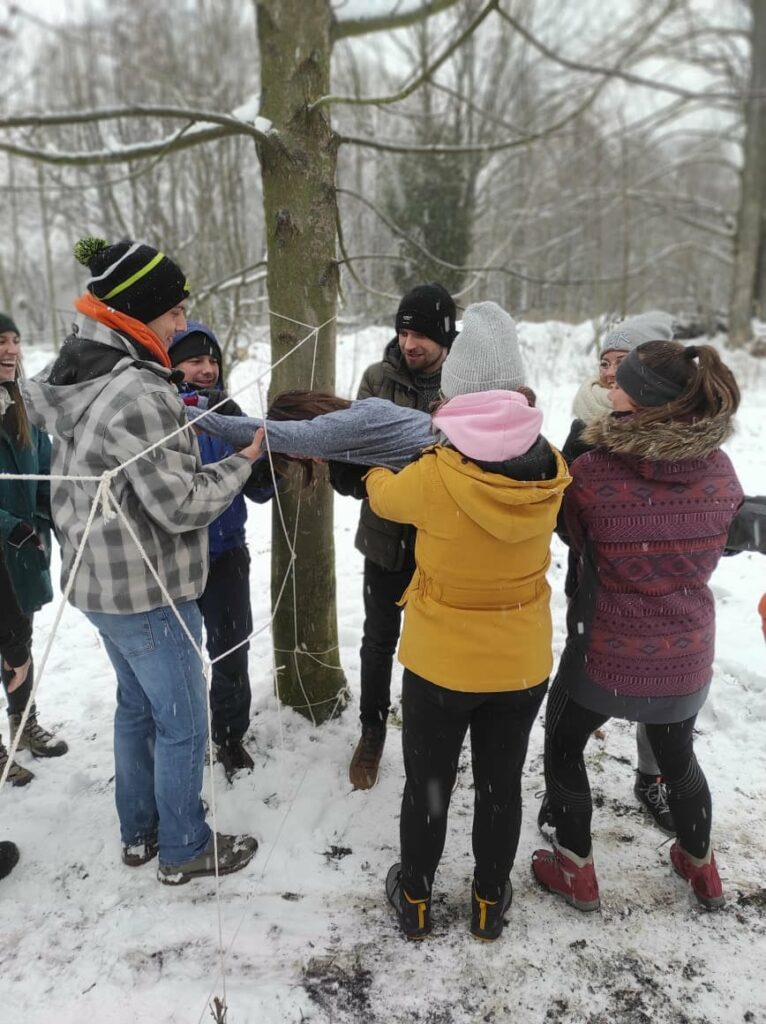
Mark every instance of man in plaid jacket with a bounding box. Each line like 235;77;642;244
25;237;262;885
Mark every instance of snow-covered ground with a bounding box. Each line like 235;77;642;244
3;322;765;1024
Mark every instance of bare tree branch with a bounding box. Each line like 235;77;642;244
332;0;461;41
496;3;752;104
313;0;499;109
338;0;689;154
194;261;268;301
0;103;269;139
0;124;233;166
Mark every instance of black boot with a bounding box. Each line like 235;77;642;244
634;772;676;836
0;841;19;880
385;863;432;939
470;879;513;941
217;739;254;780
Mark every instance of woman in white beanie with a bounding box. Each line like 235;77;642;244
364;301;571;942
541;311;679;841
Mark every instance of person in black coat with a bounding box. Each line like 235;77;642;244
0;543;32;879
331;284;458;791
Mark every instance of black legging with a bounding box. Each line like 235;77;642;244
544;679;711;859
1;613;34;717
400;669;547;901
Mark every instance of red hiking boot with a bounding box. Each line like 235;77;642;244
670;842;725;910
532;845;601;912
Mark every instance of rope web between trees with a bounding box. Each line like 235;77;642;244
0;309;351;1019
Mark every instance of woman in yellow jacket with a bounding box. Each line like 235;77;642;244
365;302;570;941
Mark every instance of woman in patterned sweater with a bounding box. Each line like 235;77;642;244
533;340;743;912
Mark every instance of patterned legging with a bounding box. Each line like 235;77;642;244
544;679;711;859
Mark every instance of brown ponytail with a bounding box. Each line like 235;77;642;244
627;340;740;427
266;389;352;487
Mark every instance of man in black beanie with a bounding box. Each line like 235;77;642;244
333;283;457;789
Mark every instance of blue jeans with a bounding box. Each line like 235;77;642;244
86;601;211;866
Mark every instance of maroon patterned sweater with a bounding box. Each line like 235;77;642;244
560;411;743;720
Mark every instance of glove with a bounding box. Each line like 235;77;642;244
328;461;368;500
196;389;243;418
8;521;44;551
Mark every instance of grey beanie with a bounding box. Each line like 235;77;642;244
441;301;525;399
436;299;528;397
600;310;676;356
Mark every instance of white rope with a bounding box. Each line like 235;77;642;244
2;306;349;1022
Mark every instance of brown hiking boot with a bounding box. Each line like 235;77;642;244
349;725;386;790
9;712;68;758
0;738;34;786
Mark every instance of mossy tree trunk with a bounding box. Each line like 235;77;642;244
255;0;346;722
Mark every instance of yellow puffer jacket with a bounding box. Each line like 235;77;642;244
365;445;570;692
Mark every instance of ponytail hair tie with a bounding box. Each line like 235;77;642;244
685;345;699;360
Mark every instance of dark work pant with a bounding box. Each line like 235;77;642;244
544;680;712;859
198;546;252;746
359;556;415;728
400;669;548;901
1;613;35;717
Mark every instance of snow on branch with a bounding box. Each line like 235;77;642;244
332;0;460;40
314;0;498;109
0;103;274;166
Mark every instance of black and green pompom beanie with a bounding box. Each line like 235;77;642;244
74;236;189;324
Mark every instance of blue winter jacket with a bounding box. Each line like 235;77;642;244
170;322;274;560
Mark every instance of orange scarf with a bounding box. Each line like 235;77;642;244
74;292;171;369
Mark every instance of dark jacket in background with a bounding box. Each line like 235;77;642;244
0;403;53;614
724;495;766;554
338;337;429;572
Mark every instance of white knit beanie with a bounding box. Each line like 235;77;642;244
440;301;525;400
600;310;676;356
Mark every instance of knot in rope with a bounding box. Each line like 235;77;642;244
96;470;118;522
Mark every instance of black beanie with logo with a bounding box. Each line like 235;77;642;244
395;283;457;348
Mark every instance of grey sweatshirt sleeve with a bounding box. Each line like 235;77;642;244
187;399;433;469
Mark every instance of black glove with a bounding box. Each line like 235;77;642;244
247;455;281;494
197;389;243;418
8;521;44;551
328;461;368;500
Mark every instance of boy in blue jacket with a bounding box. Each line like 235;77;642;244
169;322;274;778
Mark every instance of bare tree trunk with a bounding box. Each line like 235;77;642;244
255;0;347;722
729;0;766;346
757;148;766;318
36;165;58;351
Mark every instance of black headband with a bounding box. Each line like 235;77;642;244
615;347;685;407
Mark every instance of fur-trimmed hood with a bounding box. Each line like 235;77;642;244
581;410;733;466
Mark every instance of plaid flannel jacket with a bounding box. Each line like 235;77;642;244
24;316;252;614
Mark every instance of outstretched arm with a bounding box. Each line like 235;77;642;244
364;461;427;528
